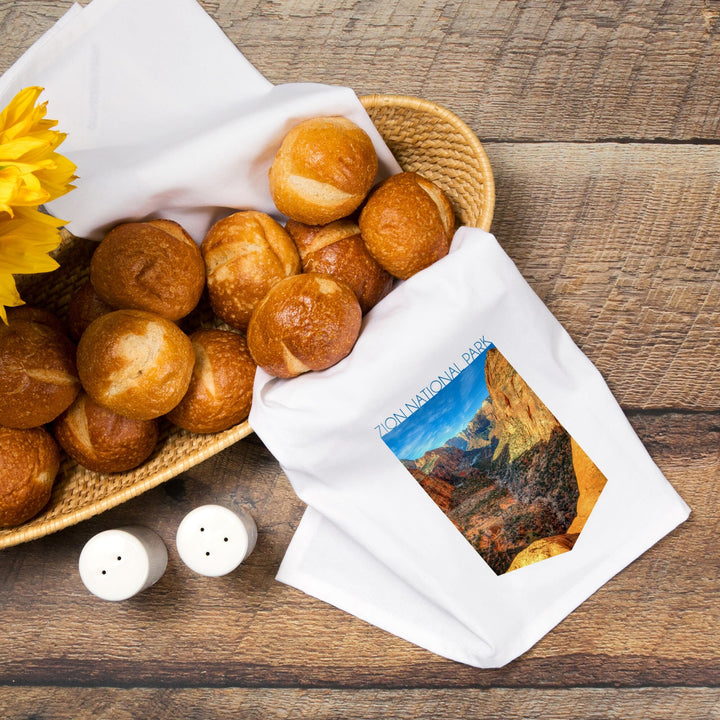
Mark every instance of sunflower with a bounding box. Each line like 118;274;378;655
0;86;76;323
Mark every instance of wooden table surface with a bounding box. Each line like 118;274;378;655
2;1;719;718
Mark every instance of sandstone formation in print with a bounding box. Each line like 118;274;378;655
383;345;607;575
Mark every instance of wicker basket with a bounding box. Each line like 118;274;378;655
0;94;495;550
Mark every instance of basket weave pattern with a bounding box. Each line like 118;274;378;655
0;94;494;550
360;95;494;231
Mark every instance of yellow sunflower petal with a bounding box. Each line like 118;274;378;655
0;218;58;324
13;205;68;228
0;248;59;274
0;273;24;324
7;184;50;209
0;86;74;323
0;87;44;141
0;87;39;122
0;167;22;215
0;167;51;208
2;158;56;174
0;87;75;203
0;208;65;255
34;156;77;201
0;136;53;161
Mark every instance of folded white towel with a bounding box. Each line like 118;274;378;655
251;228;690;667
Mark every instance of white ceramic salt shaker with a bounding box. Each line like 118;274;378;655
176;504;257;577
78;526;168;601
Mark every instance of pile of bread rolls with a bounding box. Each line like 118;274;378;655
0;114;456;528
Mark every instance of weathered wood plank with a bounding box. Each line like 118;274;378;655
213;0;720;142
3;687;720;720
0;412;714;688
487;142;720;410
0;1;718;142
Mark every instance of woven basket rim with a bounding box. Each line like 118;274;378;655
359;93;495;231
0;94;495;550
0;421;253;549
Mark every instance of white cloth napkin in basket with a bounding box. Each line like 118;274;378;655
0;0;399;241
2;0;690;668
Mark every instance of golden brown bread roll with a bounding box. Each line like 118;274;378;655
76;309;195;421
67;280;115;341
358;171;455;279
5;305;66;333
269;116;378;225
0;307;81;428
247;273;362;378
0;426;60;527
90;219;205;321
53;392;159;473
285;218;393;314
166;329;256;433
201;210;301;331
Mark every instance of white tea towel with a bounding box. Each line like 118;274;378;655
251;228;690;667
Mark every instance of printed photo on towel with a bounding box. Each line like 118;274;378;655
381;344;608;575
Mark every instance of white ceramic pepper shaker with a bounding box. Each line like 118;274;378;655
176;504;257;577
78;526;168;601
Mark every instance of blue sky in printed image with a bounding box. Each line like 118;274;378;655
383;346;493;461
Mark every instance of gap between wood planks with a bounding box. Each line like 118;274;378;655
479;138;720;145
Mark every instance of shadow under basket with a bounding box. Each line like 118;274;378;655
0;93;495;550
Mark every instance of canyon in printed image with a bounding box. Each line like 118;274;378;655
383;345;607;575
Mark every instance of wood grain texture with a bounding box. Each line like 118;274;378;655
3;687;720;720
0;1;719;141
487;142;720;410
210;0;720;142
0;414;714;689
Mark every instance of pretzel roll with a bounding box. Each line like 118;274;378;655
285;218;393;314
0;426;60;527
269;116;378;225
166;329;256;433
67;280;115;341
247;273;361;378
53;392;159;473
359;171;455;279
77;309;194;421
90;219;205;321
5;305;66;333
202;211;301;331
0;307;80;428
